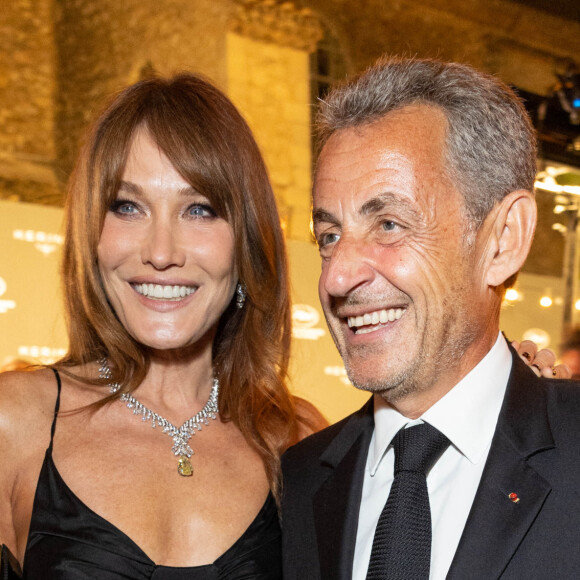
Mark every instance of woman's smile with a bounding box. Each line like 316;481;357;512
131;282;197;300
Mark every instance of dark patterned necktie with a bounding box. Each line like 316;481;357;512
366;422;450;580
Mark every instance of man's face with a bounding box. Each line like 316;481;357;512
313;105;490;409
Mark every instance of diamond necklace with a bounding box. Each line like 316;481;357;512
98;358;219;477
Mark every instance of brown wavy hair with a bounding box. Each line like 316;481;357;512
59;73;299;497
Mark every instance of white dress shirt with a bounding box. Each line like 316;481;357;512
352;333;512;580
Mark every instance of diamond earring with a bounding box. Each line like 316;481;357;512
236;283;246;309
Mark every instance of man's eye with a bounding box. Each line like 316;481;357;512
382;220;398;231
318;232;340;247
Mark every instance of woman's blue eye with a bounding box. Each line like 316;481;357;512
382;220;397;231
188;204;216;218
110;200;138;215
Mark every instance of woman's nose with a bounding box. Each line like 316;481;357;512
141;219;186;269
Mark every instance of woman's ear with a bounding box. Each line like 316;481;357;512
479;190;537;288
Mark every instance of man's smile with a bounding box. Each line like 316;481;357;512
347;307;405;333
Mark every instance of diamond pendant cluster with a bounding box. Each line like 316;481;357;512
99;359;219;477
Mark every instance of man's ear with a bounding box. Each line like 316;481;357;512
479;190;537;288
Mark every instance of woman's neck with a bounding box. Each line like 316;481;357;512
133;345;216;417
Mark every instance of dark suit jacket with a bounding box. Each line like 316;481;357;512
281;346;580;579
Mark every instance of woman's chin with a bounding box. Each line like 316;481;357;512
130;328;216;356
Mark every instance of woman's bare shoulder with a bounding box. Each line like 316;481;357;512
293;396;329;440
0;367;59;440
0;366;59;407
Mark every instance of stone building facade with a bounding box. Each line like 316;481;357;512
2;0;580;243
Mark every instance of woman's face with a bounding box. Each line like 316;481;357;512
97;128;238;353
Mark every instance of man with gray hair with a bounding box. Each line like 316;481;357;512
282;57;580;579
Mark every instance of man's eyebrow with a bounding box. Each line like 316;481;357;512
360;192;401;215
312;208;340;227
312;192;417;226
360;192;418;218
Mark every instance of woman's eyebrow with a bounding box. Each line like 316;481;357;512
117;180;143;196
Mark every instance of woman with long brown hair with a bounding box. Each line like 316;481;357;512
0;73;323;578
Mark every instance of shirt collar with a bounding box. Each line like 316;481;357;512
370;333;512;476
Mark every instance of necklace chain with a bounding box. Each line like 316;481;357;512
98;358;219;476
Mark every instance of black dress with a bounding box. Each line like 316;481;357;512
22;369;282;579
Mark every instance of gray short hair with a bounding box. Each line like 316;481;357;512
316;56;537;224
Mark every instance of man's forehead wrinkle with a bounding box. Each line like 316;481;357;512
374;149;410;169
352;145;417;197
373;150;417;185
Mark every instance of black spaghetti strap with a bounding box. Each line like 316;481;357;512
48;368;62;449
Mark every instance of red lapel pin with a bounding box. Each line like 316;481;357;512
508;492;520;503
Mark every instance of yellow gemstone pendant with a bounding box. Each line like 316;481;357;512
177;456;193;477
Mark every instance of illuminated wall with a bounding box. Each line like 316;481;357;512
227;32;314;241
0;200;67;366
500;273;565;351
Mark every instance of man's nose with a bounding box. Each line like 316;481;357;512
141;219;186;270
321;237;375;297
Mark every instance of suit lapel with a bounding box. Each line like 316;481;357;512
313;399;374;580
448;350;554;579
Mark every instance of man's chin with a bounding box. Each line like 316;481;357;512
344;358;419;401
